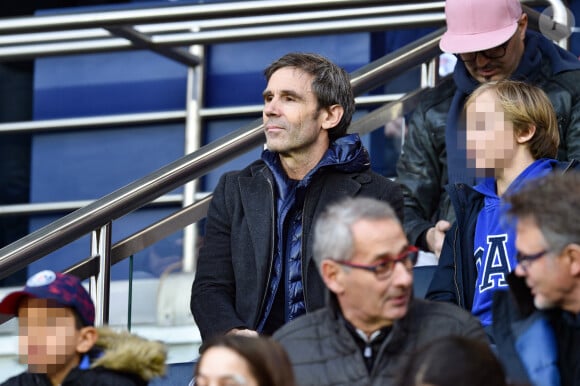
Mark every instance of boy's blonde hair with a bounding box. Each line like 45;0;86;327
465;80;559;160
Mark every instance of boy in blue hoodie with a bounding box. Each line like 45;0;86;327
426;80;577;338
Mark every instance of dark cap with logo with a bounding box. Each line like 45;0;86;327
0;270;95;326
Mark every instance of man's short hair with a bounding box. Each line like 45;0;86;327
440;0;522;53
264;52;355;142
465;80;559;159
505;172;580;253
312;197;399;268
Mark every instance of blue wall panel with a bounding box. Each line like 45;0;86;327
30;124;184;201
201;118;263;192
34;51;187;119
31;41;188;277
205;34;370;107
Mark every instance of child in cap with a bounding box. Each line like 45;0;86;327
0;270;166;386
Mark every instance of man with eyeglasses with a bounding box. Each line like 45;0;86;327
273;197;485;386
491;172;580;386
397;0;580;258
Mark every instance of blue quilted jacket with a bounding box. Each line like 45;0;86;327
259;134;372;331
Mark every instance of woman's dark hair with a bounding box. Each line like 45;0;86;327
400;336;507;386
196;335;296;386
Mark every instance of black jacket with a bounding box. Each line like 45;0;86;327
191;137;403;341
2;368;146;386
273;297;486;386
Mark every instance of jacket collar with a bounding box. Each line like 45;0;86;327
327;290;411;353
260;133;370;187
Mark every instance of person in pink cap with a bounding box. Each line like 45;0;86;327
0;270;166;386
396;0;580;258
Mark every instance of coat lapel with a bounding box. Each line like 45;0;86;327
302;173;365;265
239;169;275;279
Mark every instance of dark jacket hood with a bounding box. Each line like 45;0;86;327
261;133;370;187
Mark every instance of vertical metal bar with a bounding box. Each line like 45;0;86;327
547;0;569;49
428;56;439;87
421;56;437;89
420;62;428;89
182;34;205;273
92;223;112;326
89;231;98;314
128;254;133;331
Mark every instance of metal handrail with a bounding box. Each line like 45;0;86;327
0;94;405;136
0;6;445;61
0;194;184;217
0;0;561;35
0;1;431;34
0;0;569;63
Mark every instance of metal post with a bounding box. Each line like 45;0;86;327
91;223;112;326
420;56;439;89
182;33;204;273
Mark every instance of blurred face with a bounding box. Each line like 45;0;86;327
335;218;413;332
262;67;329;158
195;346;258;386
514;217;573;311
466;89;517;170
461;15;527;83
18;298;81;375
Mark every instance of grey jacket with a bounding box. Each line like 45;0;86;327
273;298;486;386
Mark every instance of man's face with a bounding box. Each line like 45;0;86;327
262;67;329;159
335;218;413;331
17;298;81;375
461;16;527;83
465;89;517;171
514;217;573;311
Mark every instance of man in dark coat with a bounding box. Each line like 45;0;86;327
190;53;403;341
273;197;485;386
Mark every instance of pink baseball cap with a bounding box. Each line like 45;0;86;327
440;0;522;54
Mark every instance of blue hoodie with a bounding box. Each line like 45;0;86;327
471;158;557;326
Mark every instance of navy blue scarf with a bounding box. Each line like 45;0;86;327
445;30;580;186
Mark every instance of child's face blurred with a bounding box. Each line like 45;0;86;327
17;298;82;375
466;89;517;171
